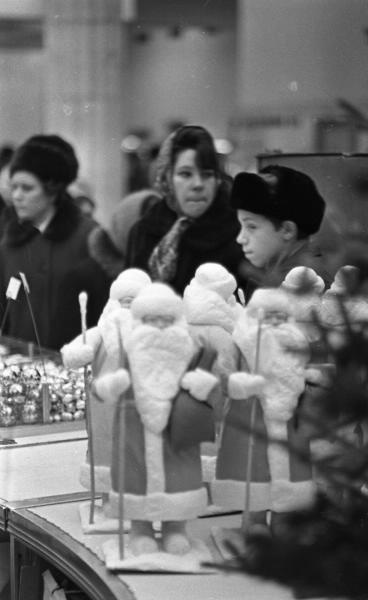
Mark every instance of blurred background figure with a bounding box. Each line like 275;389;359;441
0;144;15;239
0;144;15;205
69;178;97;221
0;134;109;350
89;188;160;280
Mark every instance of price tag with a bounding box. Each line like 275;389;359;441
5;277;21;300
18;271;30;294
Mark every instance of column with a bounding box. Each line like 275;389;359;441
43;0;128;226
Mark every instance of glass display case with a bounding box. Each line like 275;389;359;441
0;336;86;427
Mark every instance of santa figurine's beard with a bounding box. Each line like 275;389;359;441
234;318;309;373
234;318;310;421
124;323;195;434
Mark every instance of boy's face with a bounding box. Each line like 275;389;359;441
236;210;287;268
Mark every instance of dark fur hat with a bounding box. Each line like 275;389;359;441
10;134;78;187
230;165;325;235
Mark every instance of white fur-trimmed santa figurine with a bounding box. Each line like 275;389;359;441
61;268;151;505
281;266;325;345
316;264;368;462
94;282;219;556
212;286;317;534
183;262;240;486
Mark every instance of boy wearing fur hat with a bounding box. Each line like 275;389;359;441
231;165;332;294
95;282;218;556
61;268;151;505
212;287;316;534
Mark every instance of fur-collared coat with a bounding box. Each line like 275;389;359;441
125;185;247;295
61;308;133;494
0;196;106;350
212;318;316;514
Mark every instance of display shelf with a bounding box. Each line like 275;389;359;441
8;504;131;600
0;419;86;440
0;503;7;530
0;427;88;505
6;500;295;600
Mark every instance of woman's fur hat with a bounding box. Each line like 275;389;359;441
10;134;79;186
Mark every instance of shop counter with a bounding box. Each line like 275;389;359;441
7;500;295;600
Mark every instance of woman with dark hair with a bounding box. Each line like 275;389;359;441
124;125;247;295
0;134;109;350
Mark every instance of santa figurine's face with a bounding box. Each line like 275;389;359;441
263;309;289;327
119;296;134;308
142;314;176;330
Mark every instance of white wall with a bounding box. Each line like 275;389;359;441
127;26;237;139
0;50;43;146
237;0;368;114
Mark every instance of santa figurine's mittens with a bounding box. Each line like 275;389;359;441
228;372;265;400
181;368;218;401
61;343;94;369
94;369;130;403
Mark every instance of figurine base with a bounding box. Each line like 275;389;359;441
211;526;246;561
79;501;129;534
102;536;216;573
79;501;161;534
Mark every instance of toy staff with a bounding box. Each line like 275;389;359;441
116;332;128;560
79;291;96;524
0;276;21;336
116;387;127;560
242;309;264;534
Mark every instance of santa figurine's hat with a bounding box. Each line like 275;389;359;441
328;265;358;296
191;263;237;300
281;266;325;295
320;266;368;327
131;282;183;320
246;287;293;319
109;268;151;301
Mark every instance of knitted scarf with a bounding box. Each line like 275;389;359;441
148;216;192;282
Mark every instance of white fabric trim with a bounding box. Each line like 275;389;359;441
109;487;208;521
144;429;165;495
271;479;317;512
211;479;271;512
265;422;290;481
201;455;217;483
79;462;111;493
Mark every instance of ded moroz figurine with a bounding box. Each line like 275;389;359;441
212;286;316;535
61;268;151;511
183;262;240;487
94;282;219;557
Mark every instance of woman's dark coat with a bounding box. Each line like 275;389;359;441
125;186;247;295
0;195;109;350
